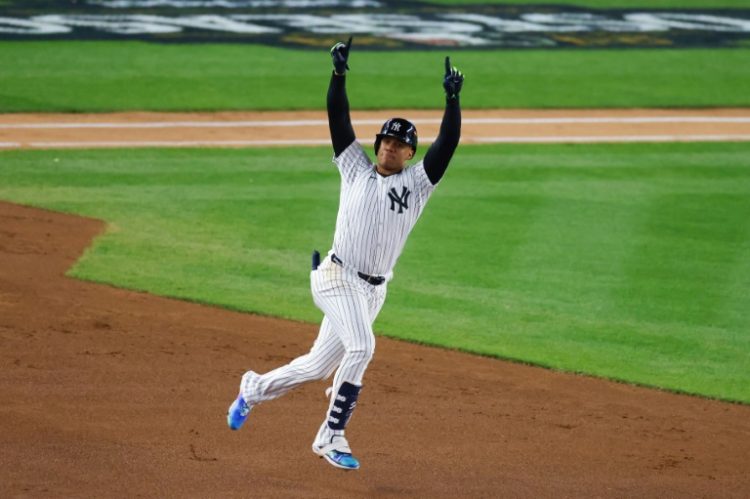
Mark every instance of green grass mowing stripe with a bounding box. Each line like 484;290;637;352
379;142;750;402
0;147;335;320
0;142;748;402
1;41;749;112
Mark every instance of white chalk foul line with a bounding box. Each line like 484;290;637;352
475;134;750;144
1;120;328;129
25;139;332;148
2;116;750;129
10;134;749;149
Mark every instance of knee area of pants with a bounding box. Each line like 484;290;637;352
345;346;374;364
314;365;337;380
296;361;336;380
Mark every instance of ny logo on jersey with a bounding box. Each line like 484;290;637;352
388;186;411;214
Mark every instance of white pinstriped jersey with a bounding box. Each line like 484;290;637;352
331;141;437;277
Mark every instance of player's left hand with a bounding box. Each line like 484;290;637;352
443;56;464;99
331;36;353;75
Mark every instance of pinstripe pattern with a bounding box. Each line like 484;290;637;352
242;316;344;404
244;255;386;405
333;141;436;276
311;256;386;385
240;139;437;441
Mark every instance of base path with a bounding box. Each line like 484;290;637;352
1;201;749;498
2;108;750;149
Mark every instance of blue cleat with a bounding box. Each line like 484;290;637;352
312;422;360;470
319;449;360;470
227;394;251;430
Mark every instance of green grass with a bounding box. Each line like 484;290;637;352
1;41;749;112
1;142;748;403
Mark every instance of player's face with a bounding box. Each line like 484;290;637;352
376;137;414;176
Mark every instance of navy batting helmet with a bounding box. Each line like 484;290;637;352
374;117;418;155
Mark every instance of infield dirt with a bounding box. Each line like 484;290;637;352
2;108;750;149
1;111;750;498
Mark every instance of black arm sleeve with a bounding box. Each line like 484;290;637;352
423;97;461;185
327;72;356;157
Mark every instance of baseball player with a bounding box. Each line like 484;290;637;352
227;37;464;471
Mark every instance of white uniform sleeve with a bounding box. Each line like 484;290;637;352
411;161;437;202
333;141;372;185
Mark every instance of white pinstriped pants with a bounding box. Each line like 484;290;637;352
242;254;387;407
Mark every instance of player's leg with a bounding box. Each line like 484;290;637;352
310;277;386;469
310;294;371;469
244;316;345;404
325;282;386;395
227;316;344;430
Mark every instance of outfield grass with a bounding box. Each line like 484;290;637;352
1;142;748;403
1;41;749;112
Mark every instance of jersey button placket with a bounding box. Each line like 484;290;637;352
374;176;386;266
378;177;387;238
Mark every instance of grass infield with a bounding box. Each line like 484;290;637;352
0;142;748;403
1;41;749;112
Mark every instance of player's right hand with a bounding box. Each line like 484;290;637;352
331;36;352;75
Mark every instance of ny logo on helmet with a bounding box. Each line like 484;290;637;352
390;122;402;132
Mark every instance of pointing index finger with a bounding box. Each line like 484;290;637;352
445;56;451;76
346;36;353;51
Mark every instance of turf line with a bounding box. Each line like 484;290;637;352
2;115;750;129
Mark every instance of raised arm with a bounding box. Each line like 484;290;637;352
423;57;464;185
328;37;356;157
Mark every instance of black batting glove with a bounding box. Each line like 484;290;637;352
443;56;464;100
331;36;352;75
